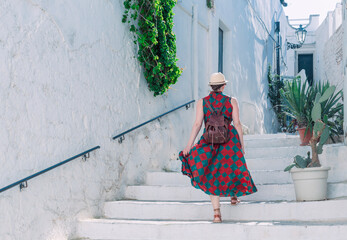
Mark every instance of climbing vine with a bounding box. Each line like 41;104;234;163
206;0;214;9
122;0;182;96
267;65;285;130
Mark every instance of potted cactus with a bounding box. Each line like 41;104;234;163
284;86;336;201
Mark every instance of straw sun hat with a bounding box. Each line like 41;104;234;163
208;72;228;86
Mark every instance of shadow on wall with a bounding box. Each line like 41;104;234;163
240;101;257;134
226;0;284;134
229;1;272;133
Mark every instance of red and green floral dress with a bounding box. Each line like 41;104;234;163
179;91;257;197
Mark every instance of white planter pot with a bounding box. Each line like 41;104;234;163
290;166;331;201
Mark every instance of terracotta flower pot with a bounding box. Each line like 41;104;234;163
298;127;312;146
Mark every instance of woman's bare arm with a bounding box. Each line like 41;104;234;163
183;99;204;156
231;97;245;154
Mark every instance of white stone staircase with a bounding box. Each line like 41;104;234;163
75;134;347;240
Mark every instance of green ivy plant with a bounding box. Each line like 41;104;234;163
206;0;214;9
267;65;285;130
122;0;182;96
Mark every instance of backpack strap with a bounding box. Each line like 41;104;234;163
216;96;229;114
204;99;215;113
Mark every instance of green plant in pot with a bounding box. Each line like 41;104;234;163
314;81;343;143
284;86;335;201
280;76;315;145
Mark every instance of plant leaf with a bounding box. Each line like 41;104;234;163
319;86;336;103
294;155;308;168
319;126;330;146
314;92;321;104
284;164;296;172
311;102;321;122
313;120;324;134
317;144;323;154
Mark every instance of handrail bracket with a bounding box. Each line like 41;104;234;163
19;181;28;191
82;153;90;161
112;100;195;143
118;135;125;144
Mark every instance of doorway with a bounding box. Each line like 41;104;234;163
298;53;313;85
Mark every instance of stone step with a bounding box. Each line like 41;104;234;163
103;199;347;222
246;156;294;171
243;133;295;140
244;135;300;148
124;184;294;201
145;170;293;186
244;146;310;159
76;218;347;240
124;182;347;202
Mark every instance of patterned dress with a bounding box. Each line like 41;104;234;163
179;91;257;197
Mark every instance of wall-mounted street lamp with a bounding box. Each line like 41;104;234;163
296;24;307;44
287;24;307;49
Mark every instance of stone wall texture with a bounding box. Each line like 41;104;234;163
315;4;344;90
324;25;344;90
0;0;285;239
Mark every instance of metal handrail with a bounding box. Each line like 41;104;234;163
113;100;195;143
0;146;101;193
0;100;194;193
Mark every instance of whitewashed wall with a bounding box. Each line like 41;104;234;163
0;0;194;239
344;0;347;143
323;25;344;90
0;0;285;239
316;4;343;89
212;0;288;133
286;3;344;89
178;0;288;133
285;15;319;80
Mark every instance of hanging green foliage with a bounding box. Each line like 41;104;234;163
122;0;182;96
206;0;214;9
267;65;285;130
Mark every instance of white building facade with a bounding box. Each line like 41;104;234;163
176;0;289;133
0;0;288;239
286;3;344;91
343;0;347;143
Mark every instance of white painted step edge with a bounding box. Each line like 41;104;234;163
76;218;347;240
243;133;298;140
124;182;347;201
103;199;347;222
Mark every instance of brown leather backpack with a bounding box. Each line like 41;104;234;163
203;98;231;145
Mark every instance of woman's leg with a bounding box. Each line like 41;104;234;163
210;195;221;222
210;195;220;209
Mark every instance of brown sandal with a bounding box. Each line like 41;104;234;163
213;208;222;223
231;196;241;205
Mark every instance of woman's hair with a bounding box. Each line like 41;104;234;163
211;84;225;91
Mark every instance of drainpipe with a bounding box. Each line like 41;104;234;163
207;3;212;92
192;4;198;102
343;0;347;145
275;21;283;127
275;22;281;78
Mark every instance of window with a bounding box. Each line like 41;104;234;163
218;28;224;73
298;54;313;85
